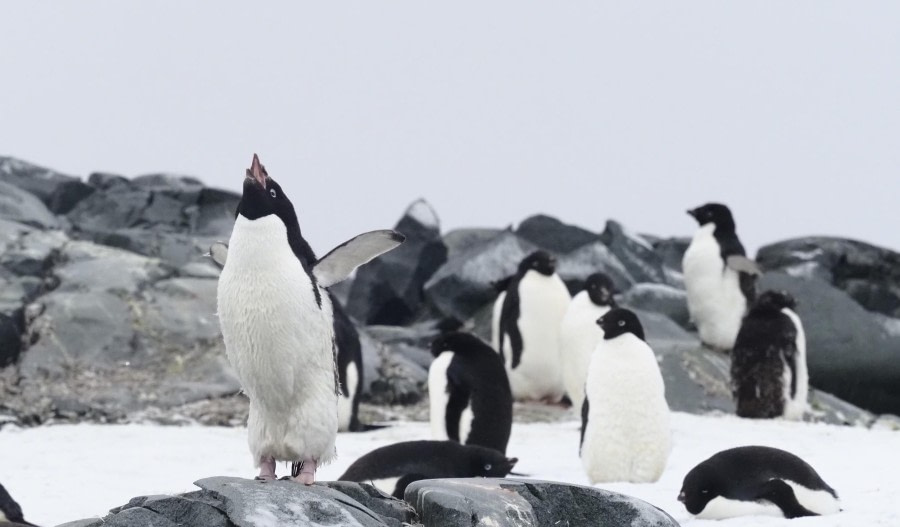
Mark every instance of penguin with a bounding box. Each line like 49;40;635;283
209;242;366;432
491;250;571;401
682;203;760;350
558;272;617;410
580;308;671;484
217;154;404;484
731;290;809;420
428;331;513;453
0;483;36;526
338;440;518;498
678;446;840;519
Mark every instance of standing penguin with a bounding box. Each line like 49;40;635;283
217;154;403;484
428;331;513;454
683;203;759;350
679;446;840;519
558;272;617;409
731;290;808;420
491;250;571;401
580;308;670;484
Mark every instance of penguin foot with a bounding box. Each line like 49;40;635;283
257;456;277;480
291;458;317;485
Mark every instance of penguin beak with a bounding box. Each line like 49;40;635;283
248;153;267;188
677;491;685;502
686;208;697;219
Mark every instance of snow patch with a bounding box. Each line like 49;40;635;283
405;199;439;228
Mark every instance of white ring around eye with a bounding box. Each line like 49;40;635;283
485;464;492;470
270;189;277;198
618;320;625;326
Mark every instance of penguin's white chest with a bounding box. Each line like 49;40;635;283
780;307;808;420
558;291;609;409
682;225;746;349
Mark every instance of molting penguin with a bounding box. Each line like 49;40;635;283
580;308;670;484
0;483;35;526
338;440;517;498
558;272;617;409
491;250;571;401
683;203;759;350
217;154;403;484
731;290;808;420
679;446;840;519
428;331;513;453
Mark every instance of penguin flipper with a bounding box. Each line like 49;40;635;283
444;361;470;443
726;255;761;275
314;230;406;287
207;241;229;268
579;396;589;454
756;479;818;518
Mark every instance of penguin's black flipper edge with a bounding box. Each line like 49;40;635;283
314;230;405;287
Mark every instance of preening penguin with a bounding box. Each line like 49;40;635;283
428;331;513;453
580;308;671;484
216;154;403;483
558;272;617;409
731;290;808;420
679;446;840;519
683;203;759;350
491;250;571;401
338;440;518;498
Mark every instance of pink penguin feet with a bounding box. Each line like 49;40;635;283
256;456;277;481
292;458;317;485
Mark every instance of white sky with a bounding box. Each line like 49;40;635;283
2;2;898;254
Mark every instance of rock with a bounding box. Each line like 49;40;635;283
442;228;503;259
0;157;80;206
369;348;428;405
424;230;537;321
757;237;900;318
55;519;103;527
138;495;231;527
346;199;448;326
47;180;96;214
101;507;181;527
620;283;691;329
405;478;679;527
320;482;417;527
600;220;672;285
0;311;23;367
758;272;900;415
556;241;635;295
650;236;691;273
0;181;59;229
515;214;601;254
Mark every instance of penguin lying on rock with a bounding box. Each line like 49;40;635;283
216;154;404;484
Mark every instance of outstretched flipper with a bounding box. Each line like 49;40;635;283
314;230;405;287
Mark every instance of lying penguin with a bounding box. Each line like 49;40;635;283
216;154;404;484
679;446;840;519
338;440;518;498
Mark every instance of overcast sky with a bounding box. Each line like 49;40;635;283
2;2;898;254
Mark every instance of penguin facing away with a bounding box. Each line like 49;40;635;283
217;154;404;484
492;250;571;401
428;331;513;454
580;308;671;484
338;440;518;498
679;446;840;519
731;290;808;420
682;203;760;350
0;483;36;526
558;272;617;410
210;243;367;433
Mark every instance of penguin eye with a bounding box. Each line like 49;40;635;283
269;188;277;198
700;489;709;494
484;464;492;471
618;320;625;327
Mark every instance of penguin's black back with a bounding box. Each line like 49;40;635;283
731;306;798;418
338;440;512;482
498;275;524;368
332;294;364;431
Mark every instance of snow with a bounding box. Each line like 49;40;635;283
406;199;439;229
0;412;897;526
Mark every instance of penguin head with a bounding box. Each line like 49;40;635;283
236;153;299;226
0;483;34;526
678;463;723;515
753;289;797;313
467;445;518;478
518;250;556;277
430;331;483;358
597;308;645;341
687;203;735;230
584;272;617;307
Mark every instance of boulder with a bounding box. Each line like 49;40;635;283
0;157;81;207
758;272;900;415
556;241;635;295
424;230;537;321
599;221;672;285
515;214;601;254
0;181;59;229
442;228;503;260
405;478;679;527
757;237;900;318
346;199;448;326
620;283;691;329
650;236;691;273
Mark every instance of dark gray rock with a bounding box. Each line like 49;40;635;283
405;478;679;527
141;495;231;527
346;199;448;326
321;482;417;527
0;311;23;367
47;180;96;214
757;237;900;318
54;519;103;527
442;228;503;260
758;272;900;415
0;181;59;229
600;220;672;285
102;507;181;527
369;347;428;405
651;236;691;272
424;230;537;321
515;214;601;254
556;241;635;295
620;283;691;329
0;157;80;205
